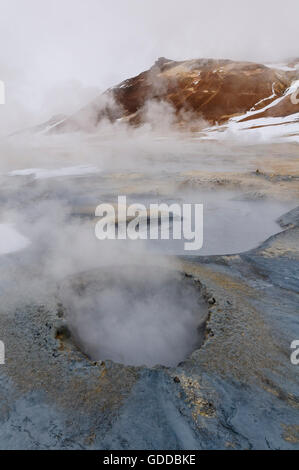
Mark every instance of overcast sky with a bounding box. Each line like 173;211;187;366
0;0;298;127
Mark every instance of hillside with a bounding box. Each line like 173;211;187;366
44;57;299;138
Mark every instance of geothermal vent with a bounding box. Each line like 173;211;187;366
59;265;208;367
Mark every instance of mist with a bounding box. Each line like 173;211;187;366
0;173;209;367
0;0;298;133
0;117;296;366
0;0;298;368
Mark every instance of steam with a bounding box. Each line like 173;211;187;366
1;0;298;135
0;0;297;367
60;265;207;367
0;185;207;367
0;111;296;367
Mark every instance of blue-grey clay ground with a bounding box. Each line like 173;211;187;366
0;204;298;449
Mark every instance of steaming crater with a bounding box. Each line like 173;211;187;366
59;266;208;367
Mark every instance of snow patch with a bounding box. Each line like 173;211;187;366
0;224;30;255
265;62;298;72
202;113;299;143
8;165;100;179
200;80;299;143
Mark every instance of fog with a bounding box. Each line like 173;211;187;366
0;169;209;367
60;265;208;367
0;121;295;366
0;0;298;133
0;0;297;367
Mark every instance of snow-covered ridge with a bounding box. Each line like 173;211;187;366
232;80;299;123
202;79;299;143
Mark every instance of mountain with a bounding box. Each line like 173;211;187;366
44;57;299;138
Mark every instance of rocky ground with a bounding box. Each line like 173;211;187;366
0;154;298;449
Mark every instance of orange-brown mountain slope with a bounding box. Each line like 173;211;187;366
50;57;299;132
